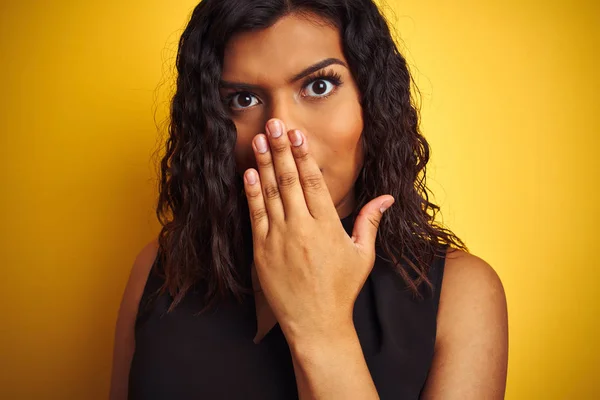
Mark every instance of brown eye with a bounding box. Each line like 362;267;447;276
230;92;259;110
304;79;335;98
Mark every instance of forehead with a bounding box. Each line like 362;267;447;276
222;13;345;83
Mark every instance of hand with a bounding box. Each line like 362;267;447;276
243;118;394;344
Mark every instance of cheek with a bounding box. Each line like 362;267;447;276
232;100;364;176
318;102;364;163
234;130;256;175
315;102;364;201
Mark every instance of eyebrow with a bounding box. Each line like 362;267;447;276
219;57;347;91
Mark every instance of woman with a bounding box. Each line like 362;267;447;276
110;0;508;398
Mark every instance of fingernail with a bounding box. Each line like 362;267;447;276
290;130;303;146
255;136;268;153
379;199;394;213
268;120;282;138
245;170;257;185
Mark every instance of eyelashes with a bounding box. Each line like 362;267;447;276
302;69;343;93
301;69;343;99
223;69;344;112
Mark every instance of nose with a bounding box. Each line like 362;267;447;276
263;95;322;172
264;93;302;140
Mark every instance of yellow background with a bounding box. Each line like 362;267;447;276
1;0;598;398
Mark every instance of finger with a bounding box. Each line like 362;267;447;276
253;133;285;223
243;168;269;241
288;129;338;220
352;195;394;253
265;119;310;219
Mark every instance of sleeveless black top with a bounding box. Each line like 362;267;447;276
129;211;447;399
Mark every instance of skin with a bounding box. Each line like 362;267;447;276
223;16;393;399
220;12;365;219
109;11;508;400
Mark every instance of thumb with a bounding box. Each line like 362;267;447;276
351;195;395;253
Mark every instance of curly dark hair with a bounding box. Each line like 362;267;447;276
153;0;468;314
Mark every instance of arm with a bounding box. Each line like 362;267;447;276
287;325;379;400
109;239;158;400
421;249;509;399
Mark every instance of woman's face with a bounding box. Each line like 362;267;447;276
220;12;364;218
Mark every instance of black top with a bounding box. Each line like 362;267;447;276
129;211;447;399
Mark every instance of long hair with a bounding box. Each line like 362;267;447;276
154;0;468;314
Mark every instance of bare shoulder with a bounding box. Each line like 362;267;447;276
438;248;508;340
442;248;506;307
121;238;160;314
109;238;160;400
421;248;509;399
130;238;160;288
120;236;160;329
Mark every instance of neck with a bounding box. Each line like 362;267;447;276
335;187;357;219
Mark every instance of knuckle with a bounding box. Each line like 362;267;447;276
250;207;268;222
367;215;380;230
263;184;281;200
300;173;324;192
277;172;298;188
270;142;288;155
246;187;262;199
256;157;273;168
294;150;310;163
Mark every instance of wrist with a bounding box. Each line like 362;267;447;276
286;322;359;361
